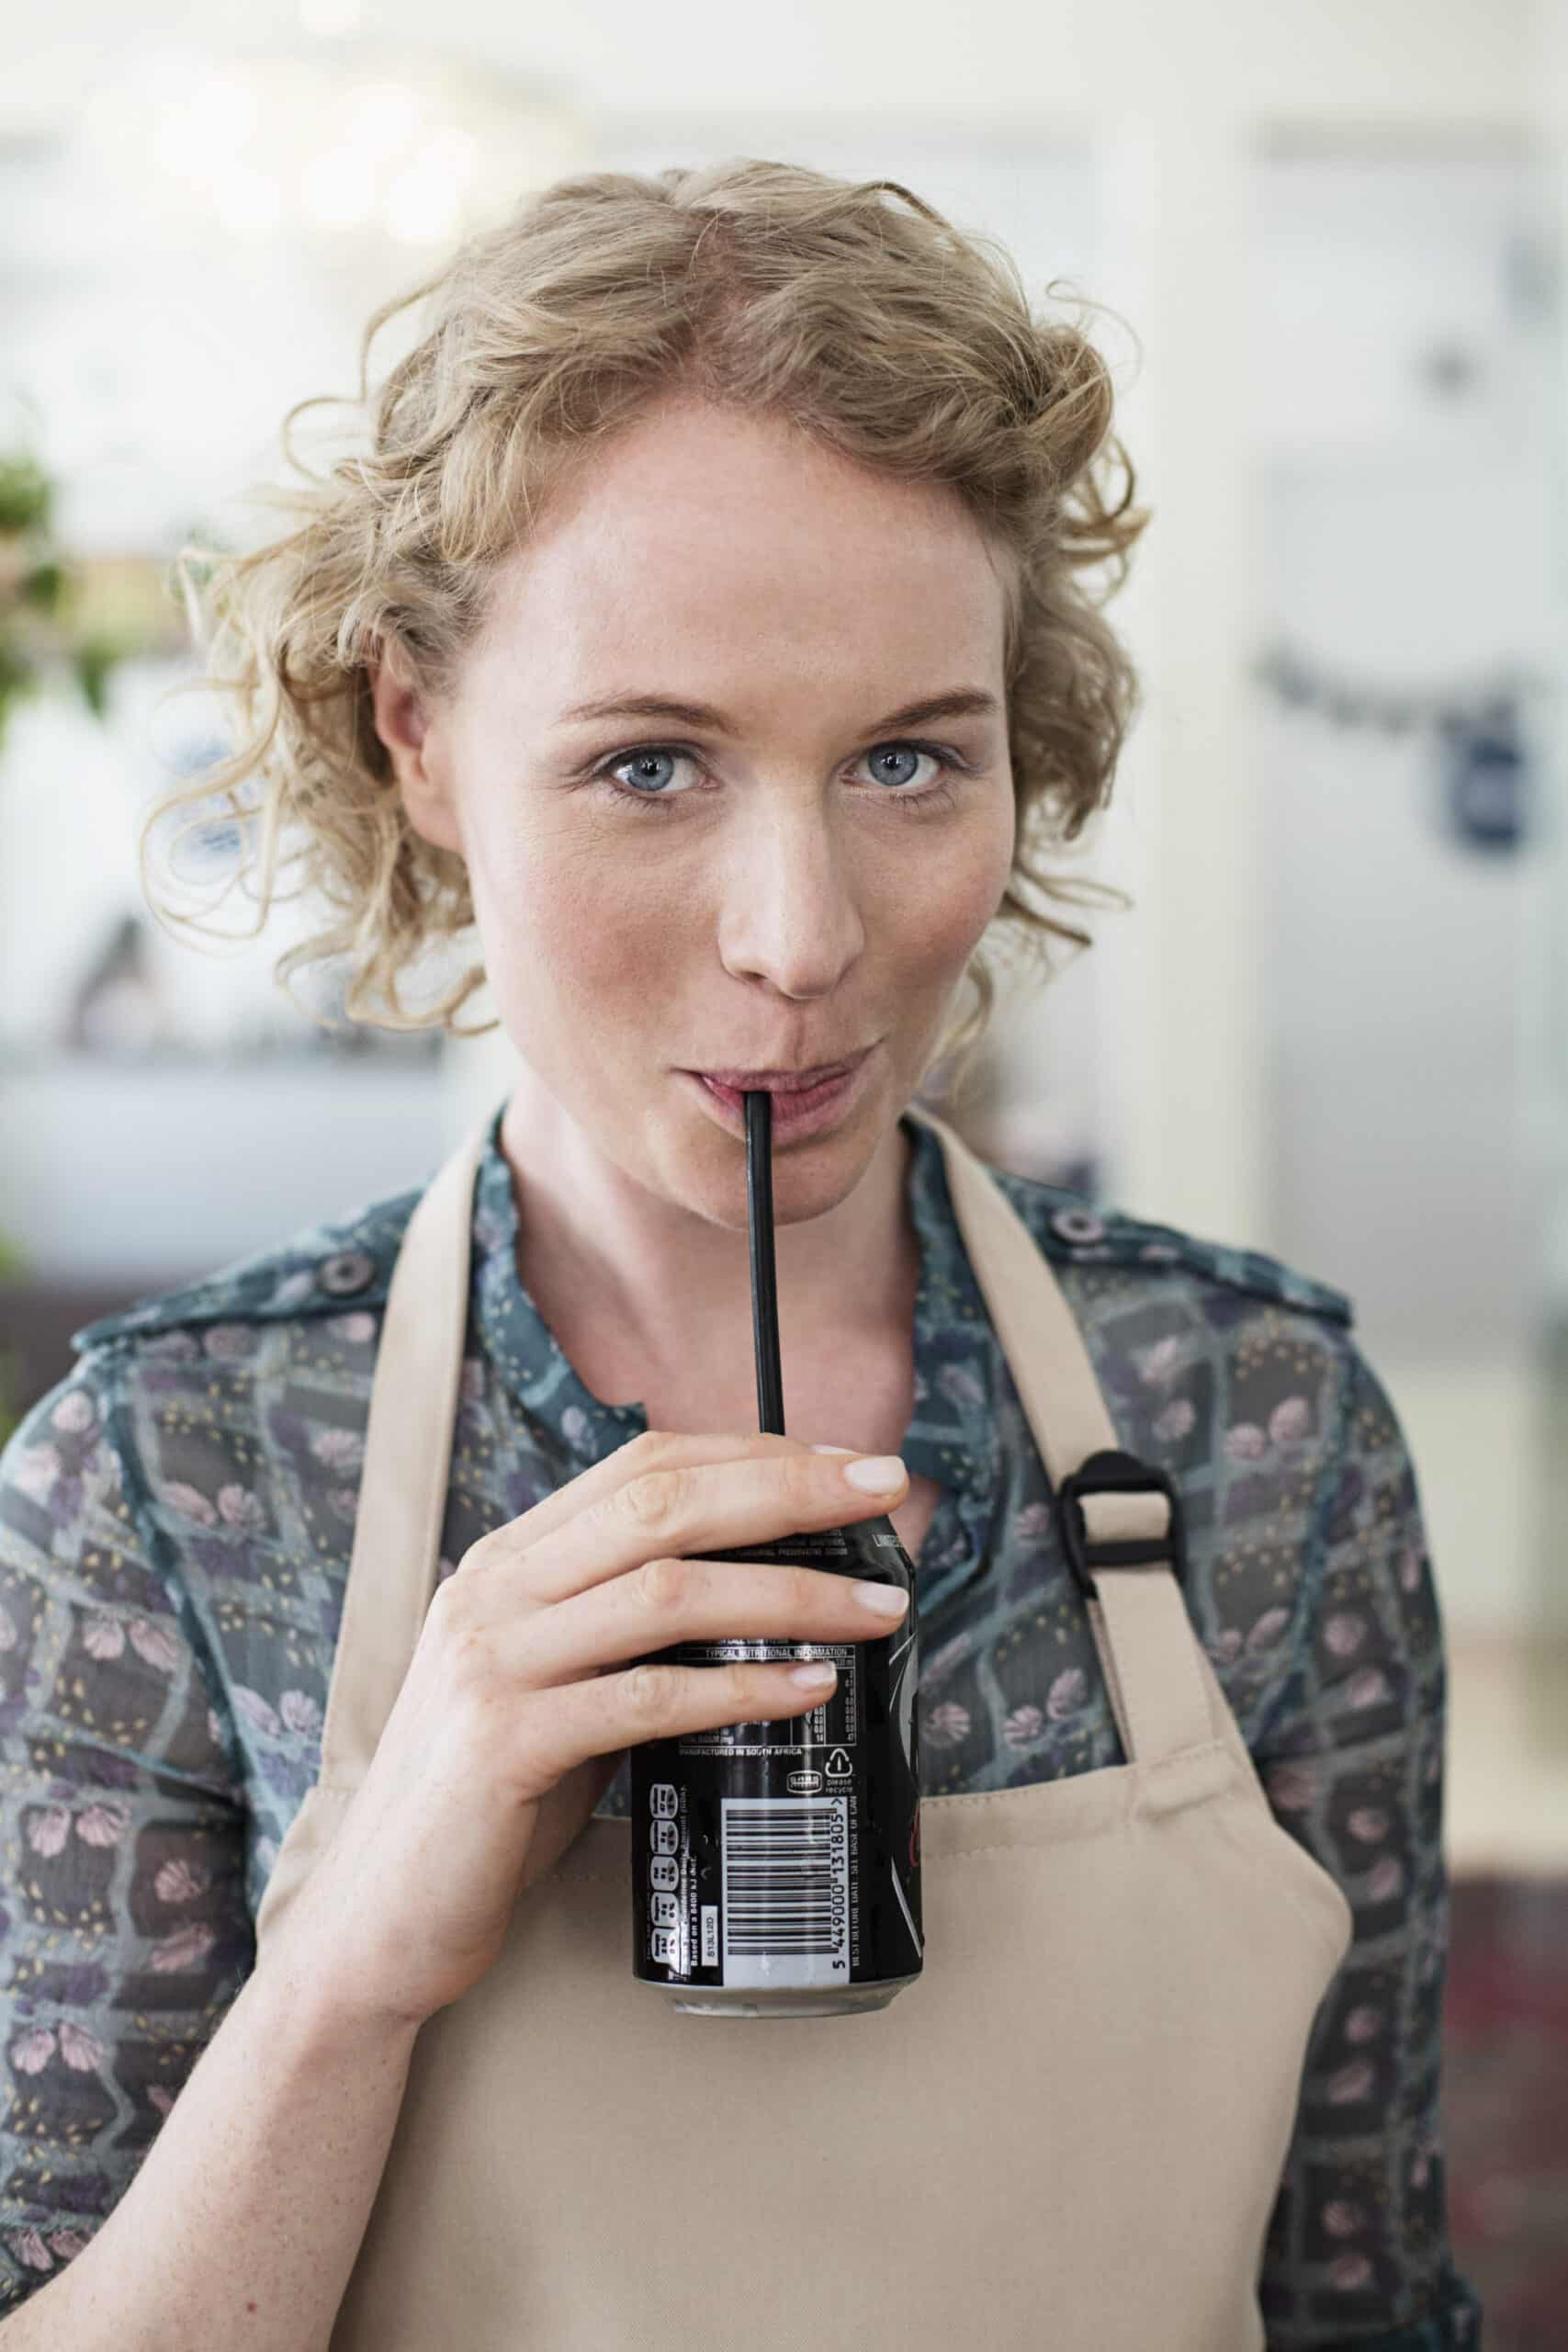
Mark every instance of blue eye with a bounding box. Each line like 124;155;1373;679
591;741;969;814
603;748;694;801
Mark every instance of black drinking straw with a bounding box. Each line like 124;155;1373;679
744;1090;786;1436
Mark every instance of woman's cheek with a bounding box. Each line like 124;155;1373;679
906;816;1014;967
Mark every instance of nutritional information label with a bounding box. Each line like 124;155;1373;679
671;1640;857;1754
644;1778;687;1972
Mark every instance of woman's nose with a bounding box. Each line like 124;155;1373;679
712;808;867;997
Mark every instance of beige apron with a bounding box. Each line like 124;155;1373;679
254;1102;1352;2352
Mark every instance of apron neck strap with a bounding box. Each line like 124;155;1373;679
318;1104;1214;1792
319;1116;490;1792
905;1104;1215;1768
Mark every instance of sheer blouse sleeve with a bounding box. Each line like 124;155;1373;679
0;1346;252;2312
1254;1337;1483;2349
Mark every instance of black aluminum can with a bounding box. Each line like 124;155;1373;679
628;1511;921;2016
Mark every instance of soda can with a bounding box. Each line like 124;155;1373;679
628;1513;921;2016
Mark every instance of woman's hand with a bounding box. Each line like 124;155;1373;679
263;1428;910;2031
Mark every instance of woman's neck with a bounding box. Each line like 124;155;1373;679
497;1070;919;1410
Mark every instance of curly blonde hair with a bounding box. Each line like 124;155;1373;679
146;156;1149;1097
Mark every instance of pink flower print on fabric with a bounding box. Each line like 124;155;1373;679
1324;1612;1367;1657
129;1621;180;1674
232;1686;281;1739
10;1448;60;1506
82;1615;125;1660
924;1701;971;1747
159;1482;217;1526
1269;1396;1311;1444
1247;1607;1292;1653
202;1324;252;1359
217;1485;266;1532
1265;1764;1315;1813
152;1923;217;1973
279;1690;322;1740
1224;1423;1268;1464
1004;1706;1045;1749
25;1807;70;1858
310;1429;364;1473
57;2024;103;2073
1134;1336;1183;1386
1153;1397;1195;1442
1047;1666;1089;1721
76;1804;129;1849
49;1390;96;1435
1327;2058;1375;2104
10;2029;54;2075
154;1858;211;1904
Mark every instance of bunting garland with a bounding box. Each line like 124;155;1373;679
1249;640;1551;854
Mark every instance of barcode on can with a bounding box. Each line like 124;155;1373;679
720;1796;850;1987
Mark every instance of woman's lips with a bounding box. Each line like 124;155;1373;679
694;1050;868;1092
681;1051;874;1137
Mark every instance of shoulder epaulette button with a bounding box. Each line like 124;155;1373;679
1049;1206;1107;1247
317;1250;377;1298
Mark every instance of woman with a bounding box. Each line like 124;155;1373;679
0;161;1481;2347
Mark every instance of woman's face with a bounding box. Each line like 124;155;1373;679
377;391;1017;1221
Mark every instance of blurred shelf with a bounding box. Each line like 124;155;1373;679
0;1051;458;1283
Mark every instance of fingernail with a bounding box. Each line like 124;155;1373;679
842;1454;906;1493
809;1443;856;1454
790;1661;838;1688
852;1580;909;1617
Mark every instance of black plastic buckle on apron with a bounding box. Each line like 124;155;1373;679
1056;1448;1188;1600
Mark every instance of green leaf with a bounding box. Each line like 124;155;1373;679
0;454;52;537
18;560;66;613
72;637;119;718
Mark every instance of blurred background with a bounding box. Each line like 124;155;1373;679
2;0;1566;2336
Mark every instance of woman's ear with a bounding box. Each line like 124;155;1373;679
367;641;465;856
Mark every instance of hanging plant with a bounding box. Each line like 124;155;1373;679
0;448;143;754
0;447;152;1441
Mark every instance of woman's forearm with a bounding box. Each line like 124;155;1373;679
0;1954;422;2352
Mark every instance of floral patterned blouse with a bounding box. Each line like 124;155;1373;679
0;1098;1483;2346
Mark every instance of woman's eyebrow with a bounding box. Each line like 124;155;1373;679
556;687;1001;733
